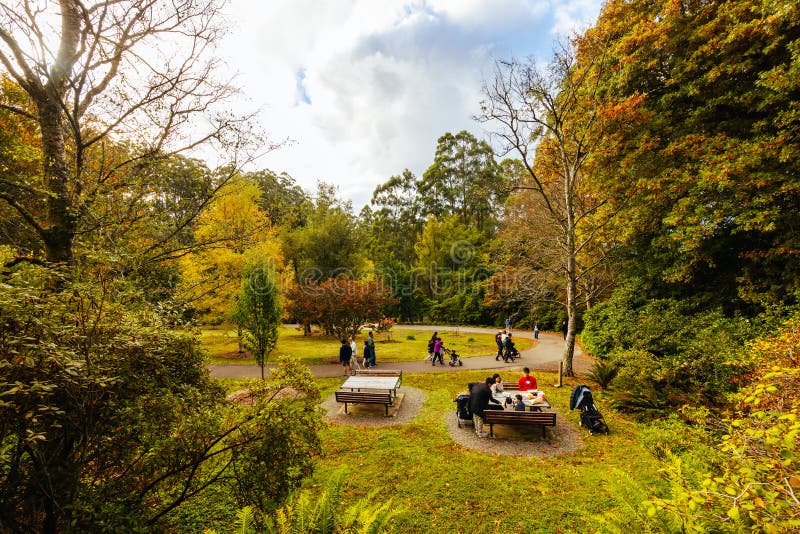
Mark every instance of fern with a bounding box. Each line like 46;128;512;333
588;360;619;390
264;469;402;533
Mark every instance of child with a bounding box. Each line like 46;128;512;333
513;394;526;411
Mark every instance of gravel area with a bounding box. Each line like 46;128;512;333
321;386;427;427
321;388;585;457
444;409;585;458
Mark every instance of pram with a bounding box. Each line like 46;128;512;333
444;347;463;366
454;394;473;427
570;385;609;435
503;343;519;362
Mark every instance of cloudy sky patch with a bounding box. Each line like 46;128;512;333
220;0;604;207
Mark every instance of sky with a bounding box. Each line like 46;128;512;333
218;0;605;209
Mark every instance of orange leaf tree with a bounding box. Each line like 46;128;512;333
286;278;398;339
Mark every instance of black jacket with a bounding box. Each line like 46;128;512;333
469;382;500;417
339;344;352;362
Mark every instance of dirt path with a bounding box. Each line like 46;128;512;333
208;326;593;380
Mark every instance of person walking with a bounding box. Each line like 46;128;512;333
505;317;512;332
495;331;504;361
432;336;444;366
561;319;568;340
534;322;539;340
349;336;361;371
425;331;438;362
339;338;352;376
364;331;376;367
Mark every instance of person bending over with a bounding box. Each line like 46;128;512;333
469;377;503;438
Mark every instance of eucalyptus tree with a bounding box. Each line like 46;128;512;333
418;130;505;234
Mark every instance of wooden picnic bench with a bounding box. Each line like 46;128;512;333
334;390;394;417
483;410;556;438
354;369;402;386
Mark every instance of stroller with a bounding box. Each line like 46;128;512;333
570;385;609;435
445;347;463;367
454;394;473;427
504;343;519;362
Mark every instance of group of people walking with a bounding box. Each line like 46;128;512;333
339;332;376;375
426;332;447;366
494;330;518;362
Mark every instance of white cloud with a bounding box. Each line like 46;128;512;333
218;0;604;208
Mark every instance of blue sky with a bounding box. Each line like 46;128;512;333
220;0;605;208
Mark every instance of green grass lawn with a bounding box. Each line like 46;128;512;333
203;326;533;365
215;370;664;533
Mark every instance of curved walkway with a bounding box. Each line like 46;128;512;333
208;326;593;379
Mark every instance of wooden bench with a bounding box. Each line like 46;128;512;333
334;390;394;417
354;369;402;386
483;410;556;438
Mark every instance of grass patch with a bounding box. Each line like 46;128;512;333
203;326;533;365
304;371;664;533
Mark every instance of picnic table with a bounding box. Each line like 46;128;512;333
492;390;551;412
341;375;401;401
336;375;402;417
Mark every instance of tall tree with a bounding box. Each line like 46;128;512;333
369;169;422;264
478;41;625;376
0;0;258;267
418;130;505;233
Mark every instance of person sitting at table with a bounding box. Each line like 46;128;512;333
490;373;504;395
339;338;352;375
513;393;526;411
518;367;538;391
469;377;503;438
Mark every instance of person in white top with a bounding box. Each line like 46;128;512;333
348;336;361;370
490;373;504;395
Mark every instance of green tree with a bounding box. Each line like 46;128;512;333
585;0;800;311
0;271;319;532
282;182;367;281
412;215;488;322
369;169;423;264
418;131;505;234
234;262;283;380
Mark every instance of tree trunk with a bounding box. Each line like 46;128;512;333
37;90;77;265
562;178;577;377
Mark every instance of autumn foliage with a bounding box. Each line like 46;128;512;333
286;278;398;339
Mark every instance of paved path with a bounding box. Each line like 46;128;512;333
209;325;593;380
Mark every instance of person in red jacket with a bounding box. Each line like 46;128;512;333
518;367;538;391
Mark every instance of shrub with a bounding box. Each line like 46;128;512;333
406;335;416;340
587;360;618;390
467;337;476;342
0;272;321;532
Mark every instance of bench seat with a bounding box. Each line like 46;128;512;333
483;410;556;438
334;390;394;417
